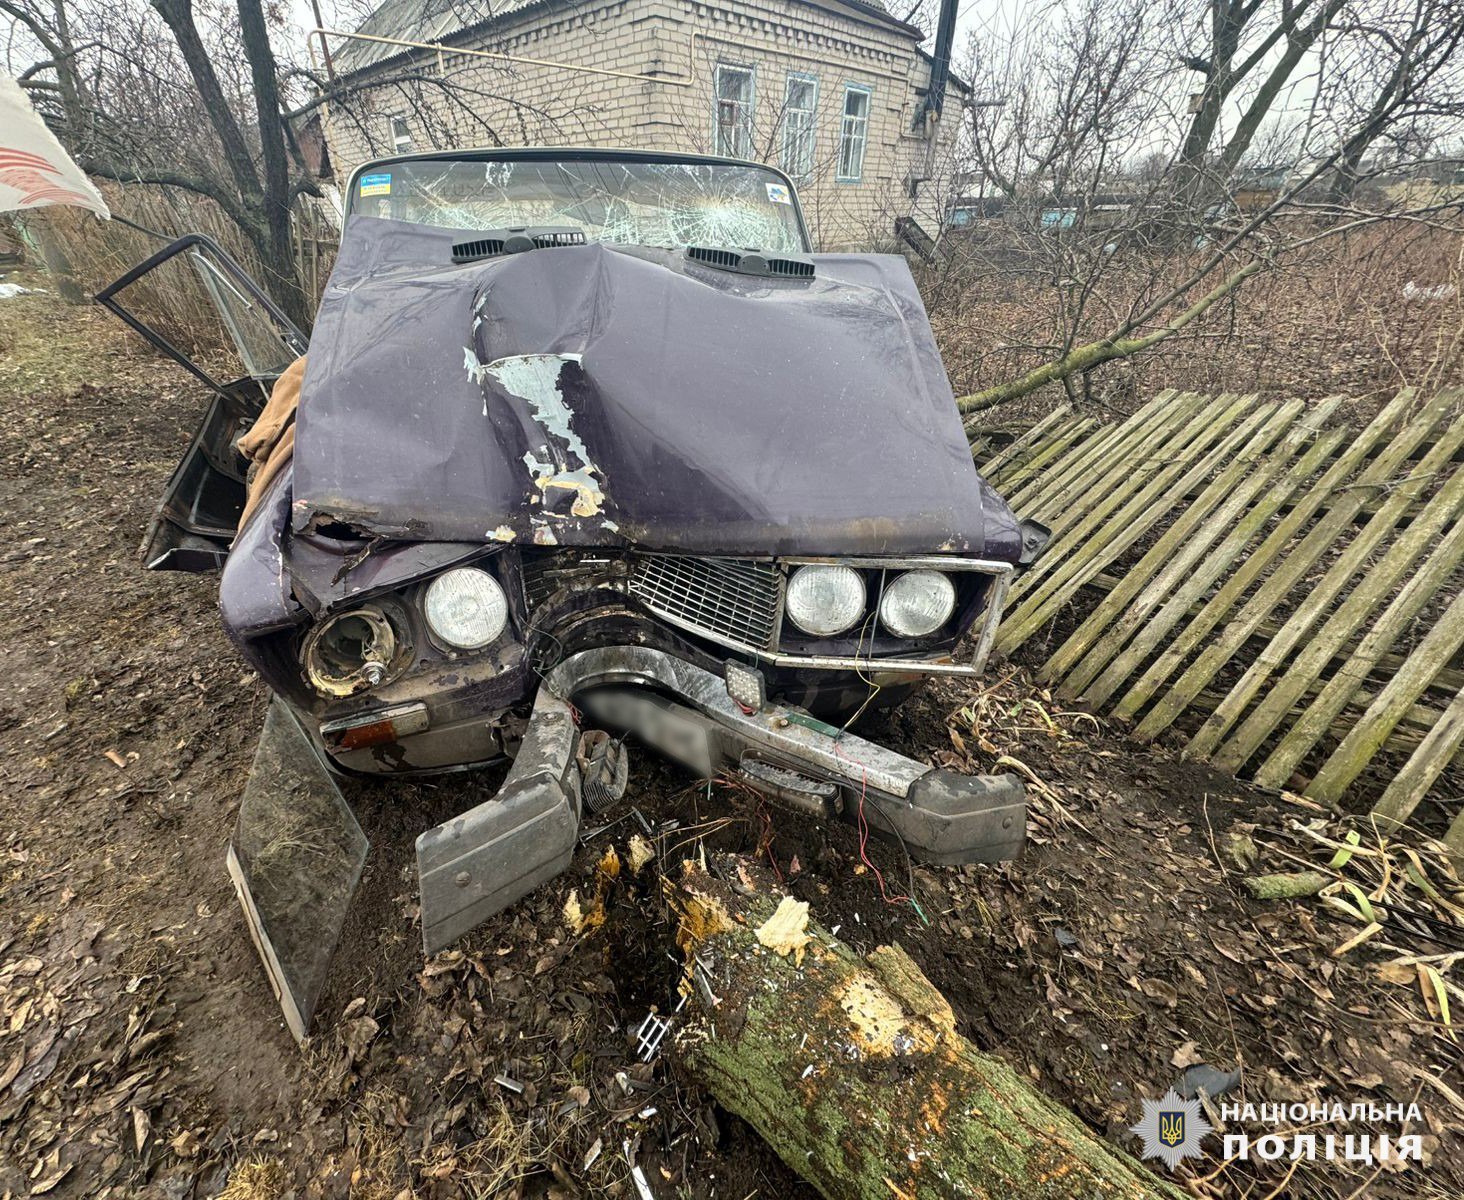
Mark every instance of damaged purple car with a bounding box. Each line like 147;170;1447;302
101;148;1043;1040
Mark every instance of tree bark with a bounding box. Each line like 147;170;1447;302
26;217;85;303
669;860;1186;1200
236;0;311;330
1243;871;1330;900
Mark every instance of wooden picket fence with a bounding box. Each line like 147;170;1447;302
976;387;1464;852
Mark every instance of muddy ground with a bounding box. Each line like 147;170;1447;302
1;283;1461;1200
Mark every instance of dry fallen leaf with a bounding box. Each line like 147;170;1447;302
1376;960;1415;986
1171;1040;1203;1069
29;1163;72;1195
342;1015;379;1064
1140;978;1179;1007
131;1106;151;1153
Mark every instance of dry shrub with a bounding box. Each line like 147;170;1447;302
13;181;336;358
924;219;1464;421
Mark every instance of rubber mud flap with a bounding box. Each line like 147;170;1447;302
228;699;368;1043
871;770;1026;865
416;686;581;955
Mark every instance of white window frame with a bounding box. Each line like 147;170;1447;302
388;114;414;154
781;72;818;180
837;84;871;183
713;63;755;160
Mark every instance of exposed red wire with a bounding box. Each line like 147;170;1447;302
756;801;784;884
836;740;910;908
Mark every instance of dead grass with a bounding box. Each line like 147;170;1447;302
217;1157;289;1200
0;271;131;401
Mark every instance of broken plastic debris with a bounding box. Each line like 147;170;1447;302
635;1010;674;1061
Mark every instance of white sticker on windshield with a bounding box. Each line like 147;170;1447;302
766;182;791;204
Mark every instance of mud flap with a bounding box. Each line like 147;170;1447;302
415;686;581;955
226;700;368;1044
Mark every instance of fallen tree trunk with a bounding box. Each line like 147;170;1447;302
669;860;1185;1200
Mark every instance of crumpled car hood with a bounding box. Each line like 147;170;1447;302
294;216;1020;561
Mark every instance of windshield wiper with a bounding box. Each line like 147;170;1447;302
451;226;586;264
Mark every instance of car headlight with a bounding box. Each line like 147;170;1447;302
303;606;399;697
879;570;956;637
424;567;508;650
785;565;866;637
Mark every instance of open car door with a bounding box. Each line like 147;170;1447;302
96;234;307;571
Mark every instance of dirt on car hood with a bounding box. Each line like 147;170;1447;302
293;216;1021;560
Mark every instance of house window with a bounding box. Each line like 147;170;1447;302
837;85;871;182
714;64;754;159
389;115;413;154
781;73;817;179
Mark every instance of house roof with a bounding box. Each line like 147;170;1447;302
331;0;923;77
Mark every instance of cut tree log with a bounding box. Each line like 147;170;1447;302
667;859;1187;1199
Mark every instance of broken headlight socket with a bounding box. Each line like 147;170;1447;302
302;603;411;698
724;659;767;714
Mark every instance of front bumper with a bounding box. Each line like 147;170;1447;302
235;647;1025;1038
552;646;1025;860
416;645;1023;952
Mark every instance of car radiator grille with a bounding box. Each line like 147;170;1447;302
521;552;782;652
627;555;782;651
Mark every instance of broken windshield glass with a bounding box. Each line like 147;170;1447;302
348;157;806;254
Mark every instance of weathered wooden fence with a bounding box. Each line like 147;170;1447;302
976;387;1464;850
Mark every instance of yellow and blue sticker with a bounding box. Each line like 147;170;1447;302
765;182;791;204
359;172;392;197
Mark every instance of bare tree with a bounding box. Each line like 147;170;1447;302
1174;0;1348;182
1316;0;1464;201
936;0;1464;412
3;0;599;321
3;0;323;324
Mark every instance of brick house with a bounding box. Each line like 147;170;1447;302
313;0;967;249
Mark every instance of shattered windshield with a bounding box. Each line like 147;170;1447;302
349;157;807;253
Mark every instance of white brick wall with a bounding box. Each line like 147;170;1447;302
319;0;960;249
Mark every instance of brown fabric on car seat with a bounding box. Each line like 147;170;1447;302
237;355;305;533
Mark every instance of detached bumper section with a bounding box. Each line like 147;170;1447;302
414;646;1025;952
547;646;1026;867
416;687;582;954
234;649;1026;1036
